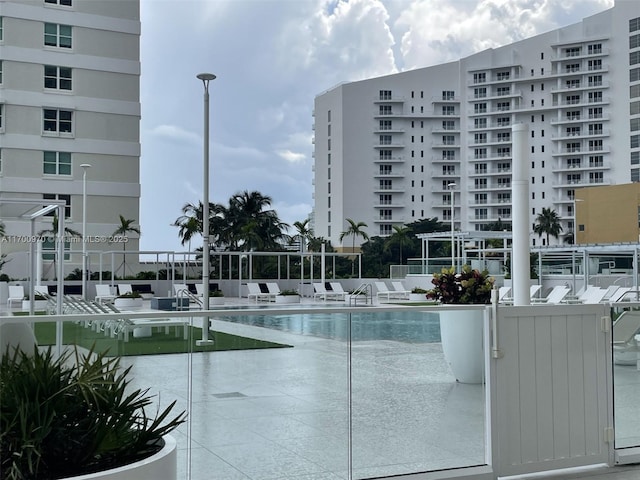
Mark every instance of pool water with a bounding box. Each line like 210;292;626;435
220;311;441;343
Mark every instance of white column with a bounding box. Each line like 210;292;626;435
511;124;531;306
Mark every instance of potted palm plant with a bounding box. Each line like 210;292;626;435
427;265;494;384
0;346;185;480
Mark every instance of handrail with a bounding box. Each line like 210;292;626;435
349;283;373;306
175;288;202;310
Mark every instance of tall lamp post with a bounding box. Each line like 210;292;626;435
80;163;91;299
197;73;216;346
448;182;457;269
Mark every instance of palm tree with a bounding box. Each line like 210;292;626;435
384;225;412;265
37;214;81;279
533;208;563;245
292;219;313;252
112;215;141;278
339;219;369;276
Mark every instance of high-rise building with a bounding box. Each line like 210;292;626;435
313;0;639;250
0;0;141;279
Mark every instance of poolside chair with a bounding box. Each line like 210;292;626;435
611;288;640;302
498;286;512;303
95;284;116;304
529;285;542;300
532;285;571;304
602;285;620;302
391;281;410;299
118;284;133;295
612;311;640;365
266;283;281;300
375;281;405;301
247;282;271;302
562;286;608;304
7;285;24;308
329;282;348;299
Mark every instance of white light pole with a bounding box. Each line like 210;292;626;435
448;182;456;269
80;163;91;299
197;73;215;346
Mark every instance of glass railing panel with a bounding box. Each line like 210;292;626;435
208;309;351;479
612;304;640;450
349;307;487;478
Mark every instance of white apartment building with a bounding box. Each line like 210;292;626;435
0;0;141;279
313;0;640;250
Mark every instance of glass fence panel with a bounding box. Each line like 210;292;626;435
350;308;487;478
209;310;351;479
612;304;640;449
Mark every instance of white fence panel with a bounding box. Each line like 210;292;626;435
492;304;612;477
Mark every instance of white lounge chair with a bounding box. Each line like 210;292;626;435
532;285;571;304
267;283;281;299
391;281;410;299
7;285;24;308
611;288;640;303
118;284;133;295
329;282;347;298
95;284;116;304
247;283;271;302
313;282;345;301
375;281;405;301
498;286;512;303
562;286;608;304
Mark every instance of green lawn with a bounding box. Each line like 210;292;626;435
33;321;291;357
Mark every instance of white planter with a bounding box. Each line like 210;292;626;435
114;297;143;309
62;434;177;480
208;297;225;307
409;293;427;301
275;295;300;304
22;300;48;311
439;308;485;384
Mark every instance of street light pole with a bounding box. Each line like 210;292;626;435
448;182;456;269
80;163;91;299
197;73;216;346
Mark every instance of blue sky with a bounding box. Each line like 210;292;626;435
138;0;614;252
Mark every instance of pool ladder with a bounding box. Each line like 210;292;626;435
349;283;373;306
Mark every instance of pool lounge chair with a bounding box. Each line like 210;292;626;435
313;282;345;301
247;282;271;302
118;284;133;296
95;284;116;304
391;281;410;299
329;282;348;298
7;285;24;308
375;281;406;301
267;283;281;299
532;285;571;304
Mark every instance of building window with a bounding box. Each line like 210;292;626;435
43;151;71;175
379;105;392;115
44;23;72;48
442;90;455;100
474;103;487;114
473;72;486;84
631;51;640;67
0;60;3;84
442;105;455;115
0;104;3;131
496;71;510;81
379;90;392;100
44;65;72;90
474;87;486;98
42;238;71;261
45;0;72;5
0;17;3;41
475;208;488;220
631;17;640;33
380;224;392;236
496;101;510;111
43;193;71;218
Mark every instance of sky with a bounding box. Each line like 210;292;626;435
138;0;614;253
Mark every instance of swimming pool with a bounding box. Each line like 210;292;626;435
219;310;441;343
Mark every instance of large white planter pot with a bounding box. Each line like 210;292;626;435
275;295;300;304
439;309;485;384
62;435;177;480
114;297;143;309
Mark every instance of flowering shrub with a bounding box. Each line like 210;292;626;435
426;265;494;304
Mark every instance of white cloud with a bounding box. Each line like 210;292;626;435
148;124;200;147
276;149;306;164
